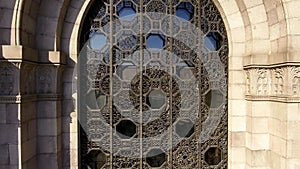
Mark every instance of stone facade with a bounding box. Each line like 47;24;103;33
0;0;300;168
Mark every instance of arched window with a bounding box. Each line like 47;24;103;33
78;0;228;168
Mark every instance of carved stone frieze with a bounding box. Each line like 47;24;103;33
36;65;64;94
0;62;19;95
0;61;38;103
36;65;54;94
291;66;300;95
0;48;65;103
21;62;37;95
244;65;300;102
0;95;22;103
272;68;284;95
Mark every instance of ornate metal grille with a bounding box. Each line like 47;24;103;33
78;0;228;168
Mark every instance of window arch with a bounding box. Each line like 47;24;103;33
78;0;228;168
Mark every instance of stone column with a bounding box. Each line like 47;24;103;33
61;65;78;169
36;51;65;169
244;64;300;168
0;45;38;169
286;66;300;168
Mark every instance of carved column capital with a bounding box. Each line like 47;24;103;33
0;61;19;96
244;63;300;102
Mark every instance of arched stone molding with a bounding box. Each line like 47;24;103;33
12;0;40;48
281;1;300;168
0;1;17;45
283;0;300;62
1;1;68;169
59;0;297;168
61;0;92;62
62;0;248;168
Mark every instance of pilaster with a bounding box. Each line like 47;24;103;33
0;45;38;169
244;62;300;168
36;51;65;169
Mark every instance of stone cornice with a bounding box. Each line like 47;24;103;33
48;51;66;65
0;94;63;103
245;95;300;103
1;45;38;62
1;45;67;65
37;94;63;101
244;62;300;69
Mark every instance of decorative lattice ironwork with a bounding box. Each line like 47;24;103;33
79;0;228;168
